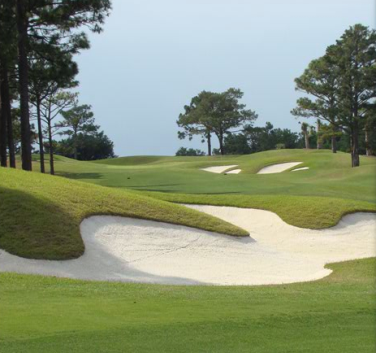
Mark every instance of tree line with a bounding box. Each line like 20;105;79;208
176;121;360;156
0;0;112;173
177;25;376;166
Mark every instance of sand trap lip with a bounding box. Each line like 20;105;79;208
292;167;310;172
225;169;242;174
201;165;238;174
257;162;303;174
1;206;375;286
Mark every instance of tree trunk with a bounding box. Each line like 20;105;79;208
317;120;323;149
48;120;54;175
365;124;371;157
73;131;78;160
1;65;16;168
207;131;211;156
16;0;32;171
0;77;7;167
218;132;225;156
36;97;45;173
330;124;337;153
304;133;310;149
331;135;337;153
350;127;360;167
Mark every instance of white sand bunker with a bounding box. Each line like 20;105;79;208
226;169;242;174
292;167;310;172
257;162;302;174
0;206;375;286
201;165;238;174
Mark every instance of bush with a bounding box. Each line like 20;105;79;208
176;147;205;156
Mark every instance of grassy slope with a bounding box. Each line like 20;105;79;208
2;149;375;352
52;150;376;204
45;149;376;229
0;168;246;260
1;258;375;352
142;192;376;229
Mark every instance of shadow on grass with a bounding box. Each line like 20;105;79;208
130;189;182;193
194;191;242;195
126;184;183;188
57;172;103;180
0;186;83;260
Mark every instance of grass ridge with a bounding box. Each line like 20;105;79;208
0;168;247;260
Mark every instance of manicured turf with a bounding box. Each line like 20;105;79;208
1;258;375;352
2;149;375;352
40;149;376;229
143;193;376;229
51;150;376;205
0;168;246;260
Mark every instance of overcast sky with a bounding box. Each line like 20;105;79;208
74;0;375;156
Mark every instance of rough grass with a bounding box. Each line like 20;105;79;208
0;258;375;352
0;168;247;260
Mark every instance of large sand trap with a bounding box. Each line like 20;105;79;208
257;162;302;174
1;206;375;286
201;165;238;174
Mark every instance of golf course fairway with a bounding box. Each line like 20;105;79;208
1;149;376;352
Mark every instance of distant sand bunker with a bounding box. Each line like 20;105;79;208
257;162;302;174
201;165;238;174
1;206;375;286
292;167;310;172
226;169;242;174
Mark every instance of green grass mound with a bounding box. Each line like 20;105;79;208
144;192;376;229
92;155;168;166
3;151;376;352
0;168;247;260
44;149;376;204
23;149;376;230
89;149;376;173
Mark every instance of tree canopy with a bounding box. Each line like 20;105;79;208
177;88;258;155
293;24;376;166
0;0;112;171
58;104;98;160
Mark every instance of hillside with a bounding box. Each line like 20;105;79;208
18;149;376;230
42;150;376;203
0;168;246;260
